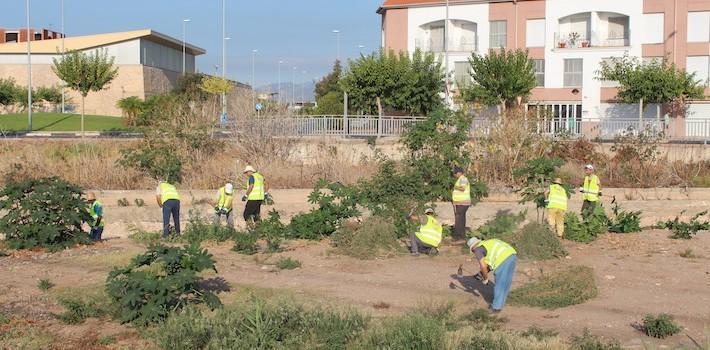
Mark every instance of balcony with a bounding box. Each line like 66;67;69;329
416;19;478;53
415;37;478;53
554;31;630;49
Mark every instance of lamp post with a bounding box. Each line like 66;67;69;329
292;66;297;110
222;37;230;119
181;18;191;76
278;60;283;105
444;0;450;106
26;0;32;131
300;70;306;107
332;29;340;61
251;49;258;111
60;0;65;114
358;44;365;55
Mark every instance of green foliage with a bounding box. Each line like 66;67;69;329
116;96;146;126
182;211;238;244
356;312;445;349
127;227;162;245
232;232;258;255
37;279;54;291
508;222;567;260
287;180;360;239
0;176;92;251
276;257;301;270
641;313;681;339
55;292;109;324
564;206;609;243
520;326;558;341
118;140;183;183
313;90;344;115
472;210;526;240
607;202;641;233
200;76;233;95
34;86;63;104
134;198;145;207
513;157;566;210
105;243;221;326
52;50;118;98
0;77;18;106
679;248;698;259
509;266;598;310
656;210;709;239
331;217;404;259
340;49;444;115
315;60;343;99
174;73;208;99
596;54;705;106
462;49;537;108
570;329;623;350
461;308;508;330
117;198;129;207
97;336;116;346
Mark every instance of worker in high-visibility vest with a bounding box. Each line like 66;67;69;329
242;166;269;224
451;167;471;240
155;179;181;238
409;208;443;257
467;237;517;312
545;177;569;238
85;192;104;241
212;183;235;228
580;164;602;216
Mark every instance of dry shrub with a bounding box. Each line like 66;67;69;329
331;217;404;259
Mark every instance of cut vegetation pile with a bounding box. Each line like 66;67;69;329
656;210;709;239
331;217;404;259
509;265;598;310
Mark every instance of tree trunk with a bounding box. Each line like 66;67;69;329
81;95;85;139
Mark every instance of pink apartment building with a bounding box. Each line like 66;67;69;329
378;0;710;137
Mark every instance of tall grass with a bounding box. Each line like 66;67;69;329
509;265;598;310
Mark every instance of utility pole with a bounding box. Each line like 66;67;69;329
444;0;450;106
221;0;227;120
26;0;32;131
278;60;283;105
292;66;296;110
60;0;65;114
251;49;258;111
332;30;340;61
182;19;190;76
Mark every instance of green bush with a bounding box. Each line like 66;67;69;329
105;243;221;326
152;306;212;350
134;198;145;207
182;211;238;244
570;329;623;350
356;312;445;350
607;202;641;233
286;180;360;239
509;265;598;310
507;222;567;260
513;157;567;210
641;313;681;339
565;205;609;243
117;198;130;207
656;210;709;239
0;176;92;251
55;290;110;325
472;210;526;240
253;210;286;252
37;279;54;291
232;232;258;255
331;217;404;259
276;257;301;270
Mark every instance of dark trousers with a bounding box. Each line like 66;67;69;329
162;199;181;237
453;205;470;240
409;233;435;254
581;200;597;216
90;226;104;241
243;200;263;223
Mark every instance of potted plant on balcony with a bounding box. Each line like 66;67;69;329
581;39;590;48
568;32;580;47
558;40;567;48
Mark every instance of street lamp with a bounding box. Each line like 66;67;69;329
60;0;65;114
222;37;230;118
292;66;297;110
358;44;365;55
332;29;340;61
251;49;258;110
278;60;283;105
444;0;450;105
300;70;306;107
26;0;32;131
181;18;191;76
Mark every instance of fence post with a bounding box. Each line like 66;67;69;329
343;91;348;137
376;97;383;139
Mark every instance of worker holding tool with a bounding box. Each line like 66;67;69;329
545;177;568;238
409;208;443;257
156;177;181;238
467;237;517;312
451;167;471;240
85;192;104;241
580;164;602;216
212;182;235;228
242;166;269;224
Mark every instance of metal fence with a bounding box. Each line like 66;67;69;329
239;116;427;137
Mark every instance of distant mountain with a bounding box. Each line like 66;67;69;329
257;82;315;103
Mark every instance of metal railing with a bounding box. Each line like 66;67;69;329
595;119;665;140
415;36;478;52
238;116;427;138
554;31;630;49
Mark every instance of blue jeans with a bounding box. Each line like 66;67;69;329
491;254;517;311
90;226;104;241
162;199;181;237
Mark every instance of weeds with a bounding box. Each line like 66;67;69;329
641;313;681;339
473;210;526;240
656;210;710;239
182;211;238;244
117;198;130;207
97;335;116;345
37;279;54;291
127;226;162;245
509;265;598;310
134;198;145;207
276;257;302;270
679;248;699;259
521;326;558;341
54;289;110;324
570;329;623;350
461;308;508;330
565;205;609;243
232;232;258;255
507;222;567;260
331;217;404;259
607;202;642;233
357;312;445;349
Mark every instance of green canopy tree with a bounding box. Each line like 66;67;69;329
0;78;19;108
339;49;444;115
52;49;118;136
596;55;705;121
315;60;342;99
461;49;536;110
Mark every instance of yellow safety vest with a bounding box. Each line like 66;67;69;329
416;215;443;248
247;172;265;201
217;187;234;211
546;184;568;211
583;175;600;202
159;182;180;204
452;175;471;204
89;200;105;227
479;239;516;270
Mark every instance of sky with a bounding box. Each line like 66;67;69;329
0;0;383;88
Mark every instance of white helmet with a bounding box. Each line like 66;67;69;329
225;183;234;194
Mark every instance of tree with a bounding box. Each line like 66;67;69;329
312;91;343;115
339;49;444;115
116;96;145;127
52;49;118;136
35;86;63;105
315;60;342;100
176;72;209;100
0;78;19;107
596;55;705;120
461;49;536;110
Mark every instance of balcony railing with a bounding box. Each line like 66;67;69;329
415;36;478;53
554;32;630;49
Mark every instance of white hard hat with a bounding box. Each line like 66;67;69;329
243;165;256;173
225;183;234;194
467;237;480;248
584;164;594;170
424;208;435;214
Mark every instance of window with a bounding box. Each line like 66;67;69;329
642;13;664;44
563;58;583;87
600;58;619;87
454;61;471;87
686;56;710;86
532;59;544;87
4;32;18;43
688;12;710;42
526;19;545;47
34;33;42;40
490;20;507;48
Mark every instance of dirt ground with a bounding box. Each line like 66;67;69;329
1;188;709;349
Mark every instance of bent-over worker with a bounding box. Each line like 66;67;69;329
467;237;518;312
409;208;443;257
